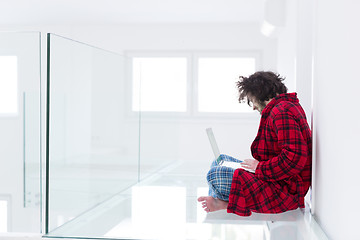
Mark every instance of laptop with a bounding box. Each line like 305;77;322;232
206;128;254;173
206;128;221;160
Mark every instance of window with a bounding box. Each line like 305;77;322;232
132;57;187;112
198;57;255;113
0;198;9;232
0;56;18;115
130;52;259;115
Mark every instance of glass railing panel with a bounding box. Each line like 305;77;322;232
0;32;41;232
24;91;41;209
138;115;183;180
133;57;185;180
46;34;139;232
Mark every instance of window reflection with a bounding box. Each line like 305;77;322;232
104;185;270;239
131;186;186;239
105;186;187;239
0;199;9;232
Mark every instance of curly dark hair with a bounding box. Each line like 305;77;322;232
236;71;288;105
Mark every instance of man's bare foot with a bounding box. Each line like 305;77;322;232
197;196;228;212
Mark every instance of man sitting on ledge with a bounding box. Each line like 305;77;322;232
198;71;312;216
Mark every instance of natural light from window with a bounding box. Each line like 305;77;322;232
198;57;255;113
0;200;8;232
132;57;187;112
129;186;186;239
0;56;18;115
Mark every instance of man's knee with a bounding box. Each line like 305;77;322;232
206;167;217;183
206;168;212;183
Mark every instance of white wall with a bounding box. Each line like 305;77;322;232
295;0;314;122
276;0;297;94
275;0;313;123
312;0;360;239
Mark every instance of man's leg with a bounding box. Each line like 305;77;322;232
206;165;235;201
199;155;238;212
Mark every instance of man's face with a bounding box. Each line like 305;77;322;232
248;96;267;114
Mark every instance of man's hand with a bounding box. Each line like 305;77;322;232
241;159;259;172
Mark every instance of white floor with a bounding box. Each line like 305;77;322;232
44;161;329;240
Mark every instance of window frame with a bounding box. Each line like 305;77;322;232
0;195;11;232
125;51;193;118
192;51;262;118
125;50;262;119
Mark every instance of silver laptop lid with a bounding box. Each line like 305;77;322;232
206;128;220;159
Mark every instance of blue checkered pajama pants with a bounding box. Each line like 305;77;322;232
207;154;242;201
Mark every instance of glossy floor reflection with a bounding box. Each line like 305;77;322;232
46;162;328;240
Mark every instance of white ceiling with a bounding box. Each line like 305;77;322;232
0;0;266;25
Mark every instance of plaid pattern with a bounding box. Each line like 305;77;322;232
207;154;242;201
227;93;312;216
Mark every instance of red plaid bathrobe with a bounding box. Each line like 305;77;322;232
227;93;312;216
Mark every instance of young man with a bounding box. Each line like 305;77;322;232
198;71;312;216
